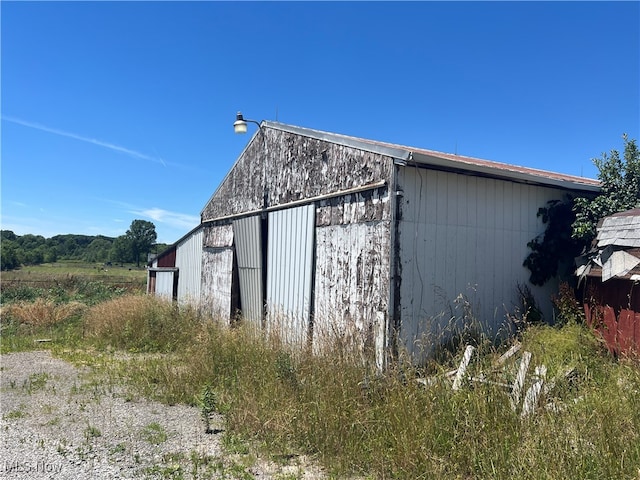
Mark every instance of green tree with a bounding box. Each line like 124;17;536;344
84;237;113;263
1;240;20;270
524;134;638;286
573;134;640;244
125;220;157;267
109;236;133;265
1;230;17;242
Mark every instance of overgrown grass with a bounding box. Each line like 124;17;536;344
2;284;640;478
0;277;139;353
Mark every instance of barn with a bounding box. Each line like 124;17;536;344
151;121;600;366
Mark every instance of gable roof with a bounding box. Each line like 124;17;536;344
202;121;601;218
264;122;601;192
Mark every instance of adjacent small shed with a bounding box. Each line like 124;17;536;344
577;209;640;356
152;121;601;366
147;225;203;305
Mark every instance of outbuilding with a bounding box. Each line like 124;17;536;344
153;121;600;366
577;209;640;357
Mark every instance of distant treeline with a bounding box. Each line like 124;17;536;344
1;230;169;271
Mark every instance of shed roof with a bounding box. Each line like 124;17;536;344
597;209;640;248
264;121;601;192
147;224;203;266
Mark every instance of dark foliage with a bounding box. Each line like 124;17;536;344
523;197;588;286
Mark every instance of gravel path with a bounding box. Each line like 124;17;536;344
0;351;325;479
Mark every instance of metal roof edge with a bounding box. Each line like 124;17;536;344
199;125;265;217
409;151;601;193
148;223;203;266
263;121;413;162
264;121;600;193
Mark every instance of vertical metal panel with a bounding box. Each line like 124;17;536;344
155;271;175;300
175;228;203;306
233;215;263;327
398;166;575;361
266;204;315;345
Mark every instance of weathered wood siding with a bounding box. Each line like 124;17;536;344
201;127;394;220
201;224;234;320
313;188;392;368
397;167;568;360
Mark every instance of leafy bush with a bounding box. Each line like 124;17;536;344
0;282;45;304
552;281;586;326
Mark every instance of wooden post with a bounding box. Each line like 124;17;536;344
521;365;547;418
510;351;532;411
452;345;475;391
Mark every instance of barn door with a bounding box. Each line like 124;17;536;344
266;204;316;344
233;215;264;327
154;270;178;301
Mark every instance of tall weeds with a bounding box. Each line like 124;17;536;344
84;296;201;353
4;289;639;478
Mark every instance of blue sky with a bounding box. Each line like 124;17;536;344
2;1;639;244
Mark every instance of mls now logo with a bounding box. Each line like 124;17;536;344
4;460;62;474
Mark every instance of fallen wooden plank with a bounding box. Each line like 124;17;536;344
469;376;512;389
521;365;547;418
452;345;475;391
510;351;532;411
495;342;522;366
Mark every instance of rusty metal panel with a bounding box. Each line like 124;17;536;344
313;221;391;369
618;309;637;356
233;215;263;327
157;247;176;267
175;227;203;305
397;166;573;361
266;204;315;344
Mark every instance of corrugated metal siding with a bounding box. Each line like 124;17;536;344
313;221;391;369
266;204;315;345
233;215;264;327
175;228;203;305
155;271;175;300
397;167;568;361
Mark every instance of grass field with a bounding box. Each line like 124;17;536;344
2;272;639;479
1;261;147;284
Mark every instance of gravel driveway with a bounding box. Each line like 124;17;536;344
0;351;324;479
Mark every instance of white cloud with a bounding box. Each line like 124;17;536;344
130;207;200;231
2;115;173;167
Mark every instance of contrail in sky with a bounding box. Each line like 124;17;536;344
2;115;168;166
